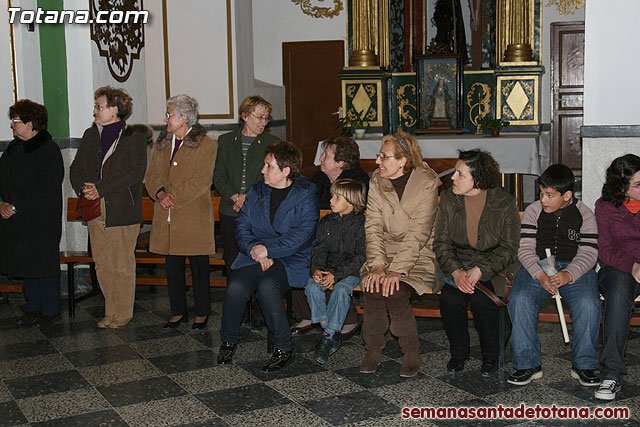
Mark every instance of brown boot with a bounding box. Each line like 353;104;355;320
360;349;382;373
360;332;386;373
400;351;421;377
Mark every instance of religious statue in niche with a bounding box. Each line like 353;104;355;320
426;77;455;128
89;0;145;82
415;55;463;134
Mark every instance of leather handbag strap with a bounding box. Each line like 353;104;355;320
476;283;506;307
476;269;516;308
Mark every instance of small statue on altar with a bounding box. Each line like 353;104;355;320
426;78;454;129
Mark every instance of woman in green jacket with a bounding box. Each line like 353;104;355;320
433;149;520;377
213;96;279;269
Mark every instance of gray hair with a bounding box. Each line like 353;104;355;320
166;94;199;127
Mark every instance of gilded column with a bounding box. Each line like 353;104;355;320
497;0;535;64
349;0;389;68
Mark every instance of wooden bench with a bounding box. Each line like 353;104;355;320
63;195;225;317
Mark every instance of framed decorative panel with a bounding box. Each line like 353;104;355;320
162;0;233;119
496;75;539;125
415;55;463;133
341;80;384;127
463;70;495;134
388;73;417;134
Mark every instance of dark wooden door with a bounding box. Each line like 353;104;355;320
551;22;584;171
283;41;344;170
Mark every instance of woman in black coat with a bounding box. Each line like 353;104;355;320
0;100;64;327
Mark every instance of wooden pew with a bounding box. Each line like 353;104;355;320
62;195;225;317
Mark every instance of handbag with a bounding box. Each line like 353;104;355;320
77;196;100;221
76;145;117;222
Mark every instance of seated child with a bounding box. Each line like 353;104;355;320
305;179;366;365
508;164;600;386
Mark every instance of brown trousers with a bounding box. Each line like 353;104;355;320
362;281;419;355
88;199;140;321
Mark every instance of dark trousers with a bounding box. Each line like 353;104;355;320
166;255;211;317
220;260;292;351
292;287;359;325
440;281;500;362
220;213;239;271
24;275;60;315
362;281;419;355
599;265;640;381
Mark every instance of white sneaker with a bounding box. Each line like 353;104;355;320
595;379;620;400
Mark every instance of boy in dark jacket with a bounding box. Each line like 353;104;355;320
508;164;600;387
305;179;367;364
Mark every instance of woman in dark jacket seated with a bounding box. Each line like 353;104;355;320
433;149;520;376
217;141;318;371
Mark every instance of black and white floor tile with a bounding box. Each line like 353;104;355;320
0;288;638;426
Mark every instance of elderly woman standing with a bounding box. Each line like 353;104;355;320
214;96;279;271
434;149;520;376
0;100;64;326
360;131;441;377
70;87;147;328
145;94;217;329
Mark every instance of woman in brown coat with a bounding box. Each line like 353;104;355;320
360;131;441;377
145;94;217;330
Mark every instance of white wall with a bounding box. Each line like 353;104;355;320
583;0;640;125
7;0;44;139
145;0;236;125
64;0;94;138
252;0;347;87
91;40;148;126
0;0;21;140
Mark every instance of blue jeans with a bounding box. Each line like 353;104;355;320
508;262;600;370
305;276;360;333
599;265;640;381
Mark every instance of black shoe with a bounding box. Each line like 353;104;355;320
571;368;601;387
262;348;292;372
164;315;188;329
508;366;542;385
481;360;498;377
37;314;61;327
291;321;316;336
217;342;237;365
16;311;39;327
192;316;209;330
314;333;341;365
447;358;466;373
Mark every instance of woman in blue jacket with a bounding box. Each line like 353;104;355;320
217;141;318;371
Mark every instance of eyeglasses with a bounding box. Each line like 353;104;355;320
165;112;182;119
250;112;271;123
629;183;640;189
94;104;109;111
376;153;396;160
10;119;22;124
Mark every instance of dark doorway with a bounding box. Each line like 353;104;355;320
283;41;345;170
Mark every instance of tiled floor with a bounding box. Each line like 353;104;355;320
1;288;639;426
